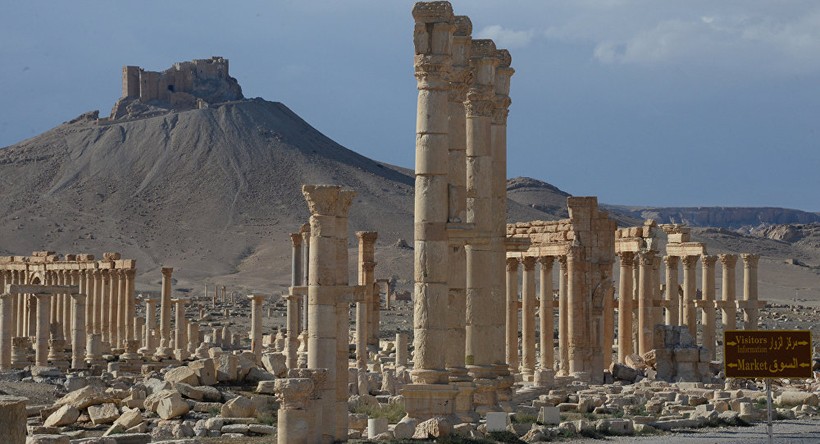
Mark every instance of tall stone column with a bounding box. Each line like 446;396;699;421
566;247;586;376
172;298;189;360
719;254;738;331
521;256;537;381
617;252;634;363
357;231;377;353
465;39;500;407
93;269;103;336
539;257;555;371
289;233;302;335
637;251;656;356
142;297;157;354
109;269;119;347
303;184;343;442
742;254;760;330
84;270;94;334
557;255;569;375
125;270;135;340
34;293;51;366
156;267;173;358
681;255;698;338
701;255;717;360
117;270;127;346
405;2;459;422
504;258;519;372
70;293;86;369
248;294;265;363
333;189;355;440
0;293;12;370
663;256;679;326
300;227;310;333
651;255;663;329
444;15;471;386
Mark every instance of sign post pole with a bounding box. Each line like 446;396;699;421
765;378;773;444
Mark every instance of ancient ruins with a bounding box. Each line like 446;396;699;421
0;2;817;444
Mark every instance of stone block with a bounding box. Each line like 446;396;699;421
43;404;79;427
55;386;112;409
156;394;190;420
367;417;388;439
413;416;452;438
164;366;200;386
88;403;120;425
114;408;144;429
24;435;69;444
485;412;510;431
217;354;238;382
537;406;560;425
610;362;639;382
221;396;256;418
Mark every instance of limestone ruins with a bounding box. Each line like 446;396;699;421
1;2;817;444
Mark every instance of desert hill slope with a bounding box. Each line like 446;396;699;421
0;98;547;294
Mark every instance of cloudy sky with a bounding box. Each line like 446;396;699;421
2;1;819;210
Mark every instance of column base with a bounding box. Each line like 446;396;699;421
401;383;458;422
451;381;479;423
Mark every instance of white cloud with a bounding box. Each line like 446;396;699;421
475;25;536;49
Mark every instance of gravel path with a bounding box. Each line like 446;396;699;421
571;419;820;444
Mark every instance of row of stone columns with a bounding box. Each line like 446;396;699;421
616;252;761;363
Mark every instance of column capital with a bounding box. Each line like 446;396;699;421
361;262;377;273
124;269;136;279
412;4;454;91
290;233;302;247
538;256;554;269
557;254;568;268
505;257;520;272
302;184;341;216
356;231;378;243
701;255;718;267
338;189;356;217
741;253;760;268
663;255;679;268
70;293;86;302
719;253;738;267
617;251;634;266
161;267;174;277
170;298;189;305
638;251;656;265
521;256;537;271
247;294;266;303
681;255;699;268
0;292;12;301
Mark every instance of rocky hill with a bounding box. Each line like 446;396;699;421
604;205;820;229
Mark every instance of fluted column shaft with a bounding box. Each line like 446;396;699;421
539;257;554;370
521;257;537;380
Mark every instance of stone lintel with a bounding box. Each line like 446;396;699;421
5;284;79;295
289;286;308;296
692;300;718;309
504;236;531;252
614;239;643;253
666;243;707;257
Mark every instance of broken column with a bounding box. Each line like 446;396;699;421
249;294;265;363
275;378;314;444
741;253;760;330
719;254;738;331
172;298;188;360
404;2;459;421
356;231;377;369
284;294;299;369
521;256;537;380
141;296;157;355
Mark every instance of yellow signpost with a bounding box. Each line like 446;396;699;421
724;330;813;444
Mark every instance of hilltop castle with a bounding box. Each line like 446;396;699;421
109;56;243;120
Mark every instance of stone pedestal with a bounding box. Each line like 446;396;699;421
402;383;459;421
86;333;104;369
11;337;30;369
0;395;27;444
47;339;69;370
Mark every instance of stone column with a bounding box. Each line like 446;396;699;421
70;293;86;369
0;293;12;370
333;189;354;440
617;252;634;363
566;246;586;376
284;294;299;369
539;257;555;371
303;184;343;442
357;231;377;360
651;255;663;329
34;293;51;366
505;257;519;372
444;15;471;387
557;255;569;375
249;294;265;363
663;256;679;326
117;270;127;346
681;255;698;338
405;2;459;422
465;39;501;407
701;255;717;360
719;254;738;331
300;227;310;333
109;269;119;347
395;332;408;367
637;251;656;356
124;270;135;340
521;256;537;380
172;298;188;360
142;297;157;355
742;254;760;330
84;270;94;335
156;267;173;358
289;233;302;335
93;269;102;336
275;378;314;444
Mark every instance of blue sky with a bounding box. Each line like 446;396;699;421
2;1;819;211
